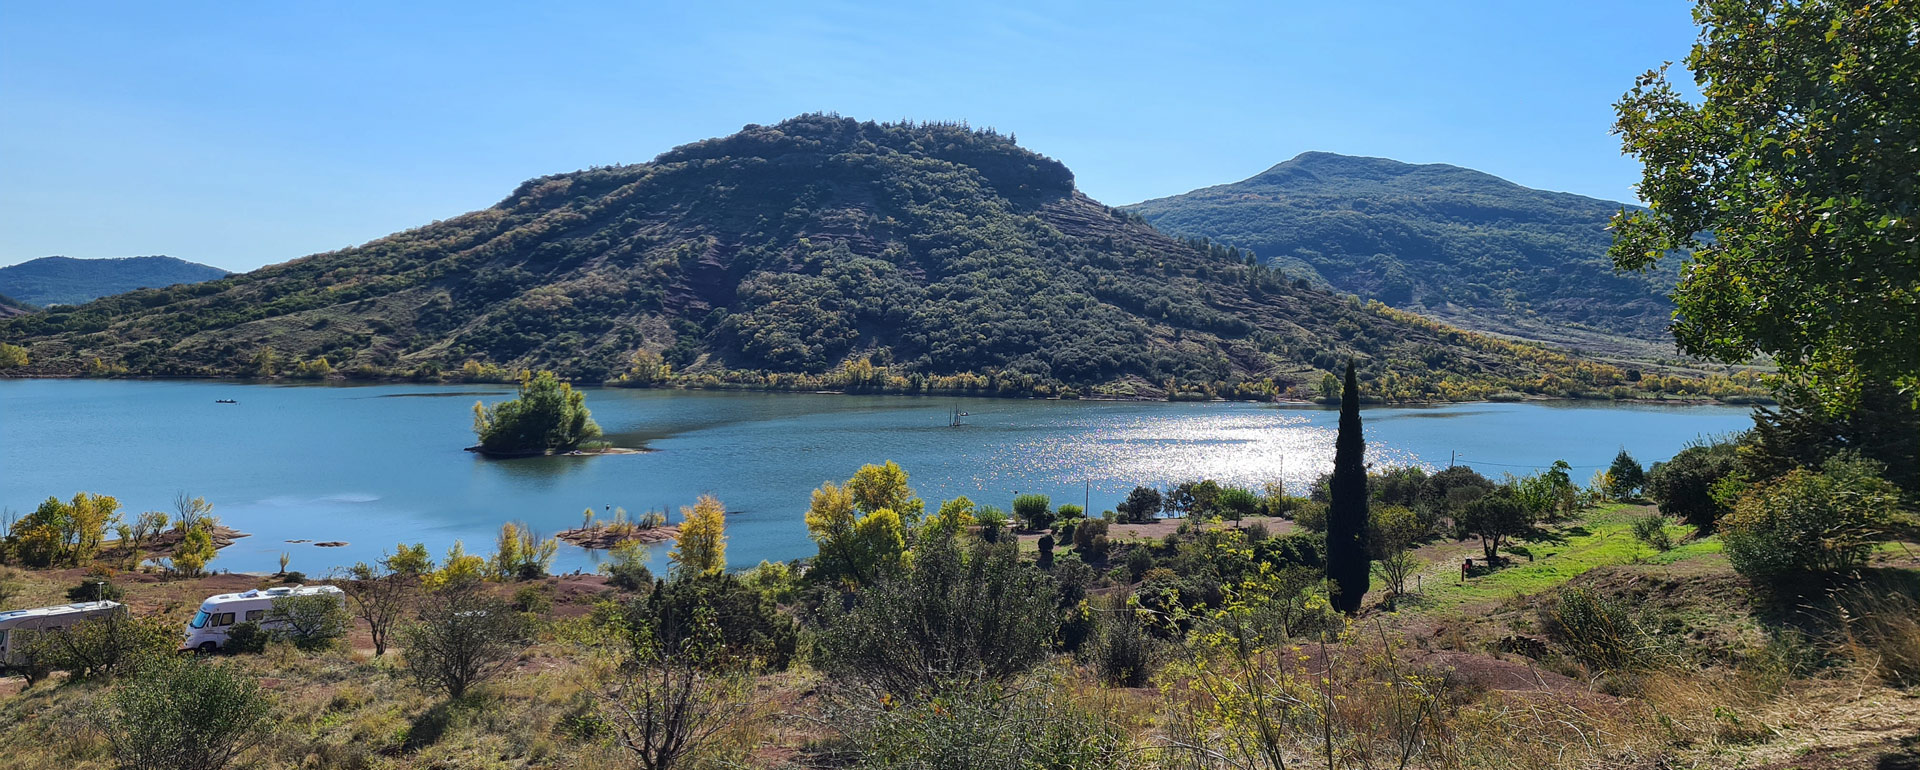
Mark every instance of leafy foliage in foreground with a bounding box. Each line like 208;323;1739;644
0;115;1701;401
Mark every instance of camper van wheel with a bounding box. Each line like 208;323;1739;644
197;641;219;654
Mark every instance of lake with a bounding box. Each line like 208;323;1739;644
0;380;1756;575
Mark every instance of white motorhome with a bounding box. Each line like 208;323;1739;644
0;601;125;668
183;584;346;652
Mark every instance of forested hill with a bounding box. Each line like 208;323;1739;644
0;292;34;318
1123;152;1681;341
0;255;229;307
0;116;1646;400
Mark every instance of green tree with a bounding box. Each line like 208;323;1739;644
1327;362;1370;614
1607;449;1646;501
1456;488;1536;565
342;552;417;656
470;370;603;454
805;471;908;586
1115;486;1162;524
98;655;271;770
670;495;728;579
845;460;925;524
402;583;526;699
1011;493;1053;531
266;593;350;651
1647;440;1743;531
1722;456;1905;581
19;611;175;680
1610;0;1920;410
6;492;120;567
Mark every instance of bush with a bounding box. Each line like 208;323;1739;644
1646;440;1743;531
512;583;554;614
98;655;271;770
402;584;527;699
602;541;656;591
815;533;1057;693
266;593;350;651
66;576;125;602
1116;486;1163;524
17;611;175;680
619;572;798;670
1091;591;1157;687
1012;494;1053;531
1722;456;1905;581
1055;504;1085;522
1631;513;1675;551
1124;548;1154;582
1292;500;1328;532
224;622;270;654
975;506;1008;543
822;678;1133;769
1542;586;1645;671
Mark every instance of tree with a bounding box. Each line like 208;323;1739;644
1011;493;1053;531
1610;0;1920;411
470;370;603;454
1115;486;1163;524
402;583;526;699
1327;362;1370;614
1456;488;1535;565
98;655;271;770
815;533;1057;694
670;495;727;579
1647;440;1743;531
1606;449;1646;501
266;593;350;651
492;522;558;581
19;611;174;680
7;492;120;567
0;342;27;369
173;523;217;577
174;492;216;532
1368;505;1425;601
602;605;760;770
1722;456;1905;581
342;553;416;656
805;472;908;586
845;460;925;524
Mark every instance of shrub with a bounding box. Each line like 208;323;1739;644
1072;518;1109;553
1292;500;1328;532
1012;493;1053;531
1631;513;1674;551
402;584;527;699
97;655;271;770
618;572;798;670
602;541;655;591
815;533;1057;693
1091;591;1157;687
1542;586;1644;671
224;622;270;654
1215;487;1260;525
18;611;175;680
1124;548;1154;583
821;677;1134;769
975;506;1008;543
1722;456;1904;581
1646;440;1743;531
1055;503;1085;522
266;593;350;651
512;583;554;614
66;576;125;602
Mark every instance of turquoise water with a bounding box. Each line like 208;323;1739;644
0;380;1756;575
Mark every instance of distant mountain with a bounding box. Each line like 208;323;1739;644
0;256;229;307
1123;152;1680;341
0;116;1641;400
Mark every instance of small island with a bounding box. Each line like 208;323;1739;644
556;508;678;549
466;370;638;458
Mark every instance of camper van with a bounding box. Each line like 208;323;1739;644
0;601;126;669
182;584;346;652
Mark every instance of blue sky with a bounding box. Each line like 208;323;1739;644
0;1;1700;271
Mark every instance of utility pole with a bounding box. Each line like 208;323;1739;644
1450;450;1457;469
1084;481;1090;514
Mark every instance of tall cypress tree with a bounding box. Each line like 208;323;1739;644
1327;361;1370;614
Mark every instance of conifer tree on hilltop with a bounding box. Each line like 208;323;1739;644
1327;362;1370;614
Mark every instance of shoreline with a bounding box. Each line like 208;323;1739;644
555;523;678;550
0;372;1768;408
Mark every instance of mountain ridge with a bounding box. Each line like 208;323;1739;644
0;116;1677;401
1122;152;1679;341
0;255;229;307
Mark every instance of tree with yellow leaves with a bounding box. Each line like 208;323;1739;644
806;462;919;586
670;495;727;578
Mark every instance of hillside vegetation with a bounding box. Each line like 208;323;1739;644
1124;152;1681;342
0;256;229;307
0;116;1752;402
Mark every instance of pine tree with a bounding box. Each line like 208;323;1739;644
1327;362;1370;614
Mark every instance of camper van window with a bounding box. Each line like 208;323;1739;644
214;613;235;627
190;611;211;629
245;610;264;622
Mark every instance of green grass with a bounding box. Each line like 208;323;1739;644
1413;505;1722;611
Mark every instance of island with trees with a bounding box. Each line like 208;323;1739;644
467;370;635;458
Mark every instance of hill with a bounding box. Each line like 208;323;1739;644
1123;152;1681;342
0;292;33;318
0;116;1685;400
0;255;229;307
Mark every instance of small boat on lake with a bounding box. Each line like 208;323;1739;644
215;399;237;404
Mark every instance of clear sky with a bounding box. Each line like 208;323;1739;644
0;1;1701;271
